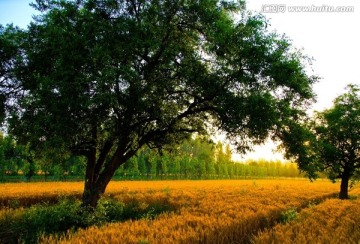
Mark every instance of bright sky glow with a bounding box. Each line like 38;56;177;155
1;0;359;161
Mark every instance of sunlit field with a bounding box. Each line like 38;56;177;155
254;198;360;243
0;180;334;207
2;179;360;243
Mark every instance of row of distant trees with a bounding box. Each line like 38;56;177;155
0;133;85;181
117;138;301;179
0;134;302;181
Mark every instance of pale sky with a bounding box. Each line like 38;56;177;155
1;0;359;161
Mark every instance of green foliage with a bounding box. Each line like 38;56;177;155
0;198;81;243
112;137;302;180
0;133;31;180
314;85;360;174
0;196;172;243
77;197;125;227
279;208;298;224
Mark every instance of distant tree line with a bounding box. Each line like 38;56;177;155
116;137;302;179
0;132;86;181
0;134;302;181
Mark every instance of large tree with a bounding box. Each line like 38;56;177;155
281;85;360;199
0;0;317;207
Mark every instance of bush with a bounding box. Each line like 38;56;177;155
279;208;298;224
14;198;81;243
78;197;125;227
0;196;173;243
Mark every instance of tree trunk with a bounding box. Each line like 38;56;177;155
82;171;118;209
81;146;132;209
82;184;103;209
82;166;116;209
82;147;98;209
339;175;350;199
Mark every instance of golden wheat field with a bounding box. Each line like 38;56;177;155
253;198;360;244
40;180;339;243
2;179;360;243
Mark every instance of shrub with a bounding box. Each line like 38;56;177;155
279;208;298;224
0;196;172;243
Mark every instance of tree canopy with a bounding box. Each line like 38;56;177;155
0;0;317;207
281;84;360;199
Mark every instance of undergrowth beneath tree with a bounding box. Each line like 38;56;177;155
0;197;174;244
